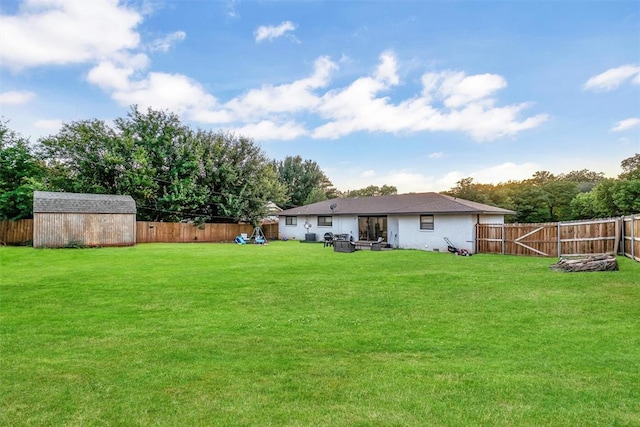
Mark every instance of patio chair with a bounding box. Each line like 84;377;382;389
370;237;385;251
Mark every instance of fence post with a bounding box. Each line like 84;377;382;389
614;216;621;255
474;223;478;254
632;214;636;261
557;222;561;258
501;223;505;255
620;215;627;256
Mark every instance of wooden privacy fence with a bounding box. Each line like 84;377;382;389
476;214;640;261
0;220;279;245
622;215;640;262
0;219;33;245
137;221;279;243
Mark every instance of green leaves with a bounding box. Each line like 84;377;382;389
445;155;640;222
0;123;47;220
5;107;289;224
275;155;335;209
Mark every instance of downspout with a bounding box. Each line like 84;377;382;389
473;214;480;254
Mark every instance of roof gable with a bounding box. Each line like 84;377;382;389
279;192;514;216
33;191;137;214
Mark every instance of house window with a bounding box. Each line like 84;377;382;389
318;216;333;227
420;215;434;230
285;216;297;226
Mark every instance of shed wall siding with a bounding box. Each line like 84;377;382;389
33;213;136;248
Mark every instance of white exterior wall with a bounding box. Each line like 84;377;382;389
387;216;400;248
279;213;505;250
279;214;358;241
479;214;505;224
396;214;475;252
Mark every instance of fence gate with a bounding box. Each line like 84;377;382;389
506;223;558;256
476;217;622;258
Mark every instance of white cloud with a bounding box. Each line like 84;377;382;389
222;56;337;120
611;117;640;132
229;120;307;141
332;168;434;193
225;0;240;18
150;31;186;52
312;52;547;141
34;119;63;132
114;72;217;115
583;64;640;92
470;162;540;184
422;71;507;108
87;61;137;91
374;51;400;86
428;152;444;159
87;60;217;117
85;46;545;143
0;0;142;70
255;21;297;43
0;90;36;105
332;161;541;194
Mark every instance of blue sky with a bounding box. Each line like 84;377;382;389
1;0;639;194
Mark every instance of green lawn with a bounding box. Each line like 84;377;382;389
1;242;639;426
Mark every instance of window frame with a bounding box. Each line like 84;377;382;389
317;216;333;227
420;214;434;231
285;216;297;226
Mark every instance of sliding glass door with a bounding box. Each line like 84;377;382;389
358;216;387;241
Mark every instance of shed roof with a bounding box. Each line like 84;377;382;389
33;191;137;214
279;192;515;216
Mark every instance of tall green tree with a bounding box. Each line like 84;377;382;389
342;184;398;198
541;180;579;221
570;192;602;219
560;169;605;192
114;106;200;221
38;106;285;224
444;177;492;204
619;153;640;180
508;185;550;223
0;123;47;220
528;170;556;186
611;180;640;214
39;119;123;195
275;155;334;209
589;179;618;217
195;130;286;225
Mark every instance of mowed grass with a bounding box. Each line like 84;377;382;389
1;242;639;426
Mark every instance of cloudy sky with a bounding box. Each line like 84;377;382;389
1;0;638;193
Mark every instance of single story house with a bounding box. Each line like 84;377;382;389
33;191;137;248
278;192;515;253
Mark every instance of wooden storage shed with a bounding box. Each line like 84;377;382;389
33;191;137;248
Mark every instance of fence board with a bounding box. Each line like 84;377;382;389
622;214;640;262
0;219;33;245
1;219;280;245
136;221;279;244
3;216;637;261
476;215;636;259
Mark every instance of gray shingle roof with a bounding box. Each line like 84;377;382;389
33;191;137;214
279;192;515;216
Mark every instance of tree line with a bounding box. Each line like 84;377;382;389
0;107;398;224
443;158;640;223
1;106;638;224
